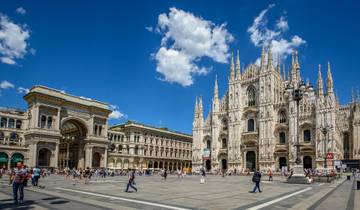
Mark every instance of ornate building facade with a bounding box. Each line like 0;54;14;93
192;48;360;172
107;121;192;171
0;86;192;170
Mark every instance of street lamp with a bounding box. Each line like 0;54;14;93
285;80;307;165
319;118;333;170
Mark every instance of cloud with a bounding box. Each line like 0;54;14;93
0;14;31;65
0;80;14;89
17;87;29;94
247;5;306;62
16;7;26;16
145;26;153;32
109;104;127;120
276;16;288;31
153;7;233;86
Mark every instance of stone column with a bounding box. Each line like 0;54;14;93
54;143;59;168
7;158;10;169
84;145;92;168
104;149;108;169
57;108;61;129
34;105;39;128
32;142;38;167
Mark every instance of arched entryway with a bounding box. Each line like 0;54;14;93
11;153;24;168
59;119;87;169
92;152;101;168
303;156;312;169
246;151;256;171
147;160;153;169
154;161;158;169
279;157;287;169
205;160;211;171
221;159;227;170
159;161;163;169
38;148;51;167
0;152;8;169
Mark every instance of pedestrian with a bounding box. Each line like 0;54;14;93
12;162;27;204
84;167;90;184
249;169;262;193
32;166;41;187
200;167;206;184
163;170;167;181
125;170;137;192
268;169;273;181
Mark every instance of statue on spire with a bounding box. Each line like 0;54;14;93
230;52;235;81
236;50;241;80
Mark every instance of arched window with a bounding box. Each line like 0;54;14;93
10;132;18;141
8;118;15;128
98;125;102;136
16;120;22;129
94;125;98;135
47;116;52;129
222;138;227;149
0;117;6;128
134;145;139;155
247;86;256;106
222;118;228;130
0;132;4;140
206;140;211;149
40;115;46;128
279;132;286;144
303;130;311;142
248;119;255;132
119;145;123;153
279;110;287;123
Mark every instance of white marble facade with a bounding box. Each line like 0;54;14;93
192;48;360;173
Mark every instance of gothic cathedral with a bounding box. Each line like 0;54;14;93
192;47;360;173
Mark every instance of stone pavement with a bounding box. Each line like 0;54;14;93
0;174;358;210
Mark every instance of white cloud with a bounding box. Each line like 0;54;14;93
247;5;306;63
145;26;153;32
16;7;27;16
17;87;29;94
109;104;127;120
0;14;31;65
0;80;14;89
154;7;233;86
276;16;288;31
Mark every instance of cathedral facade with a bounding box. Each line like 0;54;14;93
192;48;360;173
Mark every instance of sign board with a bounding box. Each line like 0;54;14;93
326;153;334;160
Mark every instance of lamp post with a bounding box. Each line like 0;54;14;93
320;117;332;170
285;80;307;165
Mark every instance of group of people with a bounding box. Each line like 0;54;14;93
0;163;45;204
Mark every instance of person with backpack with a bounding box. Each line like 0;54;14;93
200;167;206;184
250;169;262;193
125;170;137;192
32;166;41;187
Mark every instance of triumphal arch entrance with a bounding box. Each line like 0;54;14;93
24;86;111;169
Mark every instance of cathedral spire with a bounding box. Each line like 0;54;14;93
317;64;324;97
236;50;241;79
282;64;286;81
194;96;199;114
213;76;219;112
230;52;235;81
276;55;281;75
214;75;218;100
261;46;266;69
327;62;334;95
267;45;273;69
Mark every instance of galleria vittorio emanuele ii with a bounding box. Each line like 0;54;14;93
192;48;360;173
0;86;192;170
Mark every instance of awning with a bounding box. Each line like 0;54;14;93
0;157;8;162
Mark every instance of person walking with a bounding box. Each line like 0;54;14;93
32;166;41;187
200;167;206;184
163;170;167;181
125;170;137;192
249;169;262;193
12;162;27;204
268;169;273;181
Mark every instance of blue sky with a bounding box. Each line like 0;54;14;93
0;0;360;134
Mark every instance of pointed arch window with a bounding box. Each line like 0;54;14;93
303;130;311;142
279;110;287;123
247;86;256;106
279;132;286;144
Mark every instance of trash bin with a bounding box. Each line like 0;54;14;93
357;181;360;190
347;175;351;180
